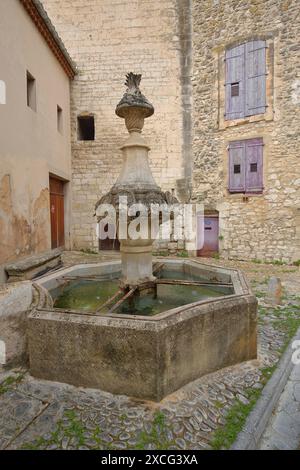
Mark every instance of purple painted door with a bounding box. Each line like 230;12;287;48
197;216;219;257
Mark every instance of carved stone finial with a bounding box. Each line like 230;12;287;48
116;73;154;132
124;72;142;93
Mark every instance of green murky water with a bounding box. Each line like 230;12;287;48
159;269;209;282
116;283;231;316
51;269;233;316
52;279;119;312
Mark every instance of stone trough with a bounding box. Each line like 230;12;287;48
28;258;257;401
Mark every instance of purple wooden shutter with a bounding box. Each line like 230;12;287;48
245;40;267;116
225;44;245;120
245;138;263;192
228;140;246;192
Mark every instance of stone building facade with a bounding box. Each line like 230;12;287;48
41;0;299;263
192;0;300;263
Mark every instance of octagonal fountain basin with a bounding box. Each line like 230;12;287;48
28;259;257;401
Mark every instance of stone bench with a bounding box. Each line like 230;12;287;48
5;249;62;282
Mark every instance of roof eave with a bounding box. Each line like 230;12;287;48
20;0;77;79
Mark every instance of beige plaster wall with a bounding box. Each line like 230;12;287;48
0;0;72;281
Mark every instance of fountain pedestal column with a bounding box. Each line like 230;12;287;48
120;243;154;287
117;130;156;286
96;73;172;287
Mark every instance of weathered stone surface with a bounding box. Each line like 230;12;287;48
28;293;257;401
0;281;32;367
27;259;257;401
0;388;47;450
5;249;62;282
265;277;283;306
259;348;300;450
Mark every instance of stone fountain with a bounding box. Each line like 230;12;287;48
95;73;176;287
27;74;257;401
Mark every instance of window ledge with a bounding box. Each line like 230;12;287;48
219;112;273;130
227;191;264;198
73;140;97;147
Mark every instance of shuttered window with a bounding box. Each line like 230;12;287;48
228;138;263;193
225;40;267;120
228;140;246;192
225;44;245;120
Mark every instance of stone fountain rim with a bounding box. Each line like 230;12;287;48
32;258;255;322
34;292;255;325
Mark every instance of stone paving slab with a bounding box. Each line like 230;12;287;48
0;389;48;449
259;360;300;450
9;401;67;450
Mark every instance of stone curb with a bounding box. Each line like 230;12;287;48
231;326;300;450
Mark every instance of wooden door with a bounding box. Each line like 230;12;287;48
49;177;65;249
197;216;219;257
99;224;120;251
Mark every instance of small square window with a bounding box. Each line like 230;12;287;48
77;115;95;141
234;164;241;174
57;105;63;133
250;163;257;172
26;71;36;111
231;82;239;97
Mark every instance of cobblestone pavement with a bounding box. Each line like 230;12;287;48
0;252;299;450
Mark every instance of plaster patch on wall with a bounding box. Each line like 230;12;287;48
0;340;6;364
0;80;6;104
0;177;50;265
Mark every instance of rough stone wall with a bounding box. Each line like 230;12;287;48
42;0;192;251
193;0;300;262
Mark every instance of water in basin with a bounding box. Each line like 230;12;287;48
116;283;232;316
52;279;119;312
51;267;233;315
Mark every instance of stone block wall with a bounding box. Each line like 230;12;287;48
41;0;300;262
42;0;193;251
192;0;300;263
